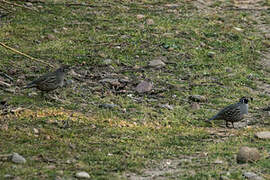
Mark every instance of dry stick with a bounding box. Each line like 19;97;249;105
0;42;54;68
64;3;111;8
0;0;38;12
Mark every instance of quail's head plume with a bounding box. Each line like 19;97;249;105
24;65;70;93
208;97;251;128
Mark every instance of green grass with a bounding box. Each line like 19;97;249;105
0;0;270;179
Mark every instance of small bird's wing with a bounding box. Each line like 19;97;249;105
24;72;55;88
208;102;240;121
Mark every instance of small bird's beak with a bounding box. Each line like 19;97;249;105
250;97;253;101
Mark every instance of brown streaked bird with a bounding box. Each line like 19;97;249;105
23;65;70;94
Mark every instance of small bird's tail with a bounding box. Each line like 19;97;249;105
22;83;36;89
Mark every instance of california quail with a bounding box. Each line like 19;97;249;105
24;65;70;94
208;97;250;128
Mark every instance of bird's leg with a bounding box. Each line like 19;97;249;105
226;121;229;128
232;122;234;128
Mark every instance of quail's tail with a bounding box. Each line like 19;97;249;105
207;114;217;122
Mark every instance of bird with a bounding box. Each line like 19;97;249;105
23;65;70;95
207;97;251;128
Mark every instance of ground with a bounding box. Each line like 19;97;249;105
0;0;270;179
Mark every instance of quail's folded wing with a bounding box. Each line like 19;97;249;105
213;102;240;120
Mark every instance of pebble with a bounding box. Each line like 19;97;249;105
75;171;90;179
255;131;270;139
213;159;223;164
136;14;145;19
237;146;260;163
135;81;153;93
25;2;33;7
103;59;112;65
148;59;165;68
243;172;264;180
33;128;39;134
207;51;216;58
146;19;154;25
47;34;56;40
12;153;26;164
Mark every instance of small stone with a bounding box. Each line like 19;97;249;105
136;14;145;19
255;131;270;139
46;165;56;169
146;19;154;25
208;51;216;58
12;153;26;164
213;159;223;164
264;34;270;40
75;171;90;179
33;128;39;134
57;170;64;175
243;172;264;180
237;146;260;163
103;59;112;65
189;95;207;102
25;2;33;7
149;59;166;68
135;81;153;93
191;102;200;110
53;29;59;33
47;34;56;40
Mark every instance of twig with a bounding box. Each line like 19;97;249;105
0;0;38;12
64;3;111;8
0;42;54;68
